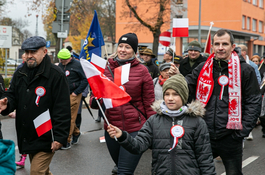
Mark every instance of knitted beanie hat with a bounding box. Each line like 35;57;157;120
57;48;71;59
118;33;138;54
188;40;202;52
163;74;189;105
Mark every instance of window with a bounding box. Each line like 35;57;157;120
247;17;250;30
253;0;257;5
259;0;264;7
259;21;263;33
253;19;257;31
242;16;246;29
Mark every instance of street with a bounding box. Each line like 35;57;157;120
2;107;265;175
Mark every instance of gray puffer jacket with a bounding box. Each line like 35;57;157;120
118;100;216;175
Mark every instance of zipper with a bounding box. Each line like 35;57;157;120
121;105;125;130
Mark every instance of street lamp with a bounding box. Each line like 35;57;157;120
198;0;201;44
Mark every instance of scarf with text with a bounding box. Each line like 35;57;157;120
196;51;242;130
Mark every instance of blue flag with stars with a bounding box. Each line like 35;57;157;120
79;10;105;61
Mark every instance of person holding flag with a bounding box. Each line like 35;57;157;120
90;33;156;174
0;36;71;175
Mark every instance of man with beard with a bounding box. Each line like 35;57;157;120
0;36;71;175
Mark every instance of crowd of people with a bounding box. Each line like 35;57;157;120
0;28;264;175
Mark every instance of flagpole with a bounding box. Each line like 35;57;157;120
96;99;118;141
173;37;176;63
104;45;109;59
51;128;55;143
204;22;214;54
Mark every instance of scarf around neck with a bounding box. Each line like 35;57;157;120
115;56;135;65
158;75;168;86
160;101;187;118
196;51;242;130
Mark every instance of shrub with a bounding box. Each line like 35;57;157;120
4;78;11;89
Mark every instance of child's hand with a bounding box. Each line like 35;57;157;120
107;124;122;139
8;111;16;118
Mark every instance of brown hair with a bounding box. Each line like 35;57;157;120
212;29;234;45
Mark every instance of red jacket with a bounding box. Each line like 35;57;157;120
91;58;156;133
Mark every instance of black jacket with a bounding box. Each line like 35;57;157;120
144;60;160;79
186;57;262;140
179;54;207;76
2;55;71;154
118;100;216;175
58;58;88;95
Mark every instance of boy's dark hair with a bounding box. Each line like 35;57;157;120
212;29;234;45
66;46;72;52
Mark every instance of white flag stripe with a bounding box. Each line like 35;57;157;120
121;64;130;85
80;58;100;79
33;109;50;128
91;53;107;70
159;36;171;42
103;98;113;109
173;18;189;28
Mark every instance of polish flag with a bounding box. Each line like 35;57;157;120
114;64;130;86
172;18;189;37
80;57;131;109
159;31;171;47
91;53;107;74
33;109;52;137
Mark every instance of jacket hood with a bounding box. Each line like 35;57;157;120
151;100;205;117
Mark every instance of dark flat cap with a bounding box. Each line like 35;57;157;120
159;63;171;71
21;36;46;50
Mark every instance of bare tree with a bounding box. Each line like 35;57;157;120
122;0;186;55
22;29;33;40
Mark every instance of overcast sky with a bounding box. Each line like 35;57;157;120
4;0;46;38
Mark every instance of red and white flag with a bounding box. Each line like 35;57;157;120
80;58;131;109
172;18;189;37
114;64;130;86
91;53;107;74
159;31;171;47
33;109;52;137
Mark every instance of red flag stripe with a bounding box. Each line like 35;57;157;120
172;28;189;37
35;119;52;137
114;66;122;86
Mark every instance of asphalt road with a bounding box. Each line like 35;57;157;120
1;107;265;175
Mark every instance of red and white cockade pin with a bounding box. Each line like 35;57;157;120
168;125;185;152
218;75;229;100
65;70;70;77
35;86;46;106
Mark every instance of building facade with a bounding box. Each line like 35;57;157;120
116;0;265;58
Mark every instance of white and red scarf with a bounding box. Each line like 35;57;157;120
196;51;242;130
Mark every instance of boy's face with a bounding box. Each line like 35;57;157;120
164;89;183;110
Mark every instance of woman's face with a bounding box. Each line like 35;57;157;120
117;43;134;60
252;58;260;65
160;68;169;79
164;89;183;110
